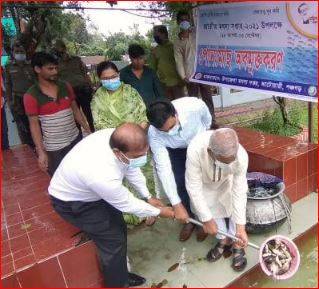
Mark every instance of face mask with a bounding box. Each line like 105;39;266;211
180;21;191;31
215;159;230;169
122;152;147;168
101;77;121;91
55;51;64;58
167;123;181;136
14;53;26;62
154;36;162;45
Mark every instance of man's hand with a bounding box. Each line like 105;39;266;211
37;150;48;172
203;219;218;236
173;203;189;223
148;197;164;208
159;206;175;219
235;225;248;248
184;77;190;83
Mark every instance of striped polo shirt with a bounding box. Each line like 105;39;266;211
23;81;79;151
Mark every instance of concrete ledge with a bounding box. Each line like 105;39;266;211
128;193;318;288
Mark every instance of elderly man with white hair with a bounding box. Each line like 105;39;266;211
185;128;249;271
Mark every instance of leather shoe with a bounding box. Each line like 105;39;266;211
210;122;220;129
128;272;146;287
196;227;208;242
179;223;195;242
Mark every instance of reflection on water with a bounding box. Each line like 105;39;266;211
245;227;318;288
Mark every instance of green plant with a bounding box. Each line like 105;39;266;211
249;106;303;137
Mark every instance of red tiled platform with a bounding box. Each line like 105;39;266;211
1;146;103;287
234;127;318;203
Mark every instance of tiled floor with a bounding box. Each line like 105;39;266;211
1;129;317;287
1;146;80;284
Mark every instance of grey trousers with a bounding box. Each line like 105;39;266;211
50;196;128;288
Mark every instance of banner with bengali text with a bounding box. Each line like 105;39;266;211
191;1;318;102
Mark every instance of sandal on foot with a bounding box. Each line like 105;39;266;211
231;248;247;272
206;242;232;262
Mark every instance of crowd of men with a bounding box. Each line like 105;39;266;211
2;11;249;288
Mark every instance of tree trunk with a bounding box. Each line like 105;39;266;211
272;96;302;129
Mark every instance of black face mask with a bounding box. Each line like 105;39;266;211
154;36;163;45
54;50;64;58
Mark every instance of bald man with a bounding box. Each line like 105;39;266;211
48;123;174;288
185;128;249;272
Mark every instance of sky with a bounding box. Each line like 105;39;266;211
75;1;167;36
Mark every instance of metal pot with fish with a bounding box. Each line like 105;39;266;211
245;172;292;234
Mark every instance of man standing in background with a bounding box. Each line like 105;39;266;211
5;42;35;147
24;52;91;176
150;25;185;101
174;11;217;126
120;44;164;106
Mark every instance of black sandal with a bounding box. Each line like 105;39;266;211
206;242;232;262
231;248;247;271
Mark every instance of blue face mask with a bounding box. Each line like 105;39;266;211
14;53;26;62
101;77;121;91
122;152;147;168
167;123;181;136
179;21;191;31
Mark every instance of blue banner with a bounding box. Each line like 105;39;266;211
192;1;318;102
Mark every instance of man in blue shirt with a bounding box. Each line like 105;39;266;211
120;44;164;106
147;97;216;242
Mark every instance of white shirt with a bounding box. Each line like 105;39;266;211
186;131;248;224
48;129;160;218
148;97;212;205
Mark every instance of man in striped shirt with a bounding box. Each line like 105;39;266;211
24;52;91;176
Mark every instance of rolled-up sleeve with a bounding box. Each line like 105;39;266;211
231;148;249;225
185;145;213;222
149;131;181;206
87;178;160;217
198;99;212;129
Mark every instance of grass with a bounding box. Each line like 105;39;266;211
241;102;318;144
299;104;318;143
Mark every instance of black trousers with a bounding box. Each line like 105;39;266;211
73;85;95;133
10;105;34;148
47;133;82;176
1;105;9;150
167;147;194;217
51;196;128;288
186;82;216;122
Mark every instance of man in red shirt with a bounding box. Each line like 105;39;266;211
24;52;91;176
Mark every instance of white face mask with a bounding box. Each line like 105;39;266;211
179;20;191;31
121;152;147;168
167;123;181;136
215;160;229;169
14;53;26;62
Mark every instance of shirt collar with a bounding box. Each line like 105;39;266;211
174;104;186;129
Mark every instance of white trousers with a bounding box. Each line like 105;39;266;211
214;217;236;240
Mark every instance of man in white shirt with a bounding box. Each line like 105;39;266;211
48;123;174;288
173;10;216;124
185;128;249;271
147;97;212;242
